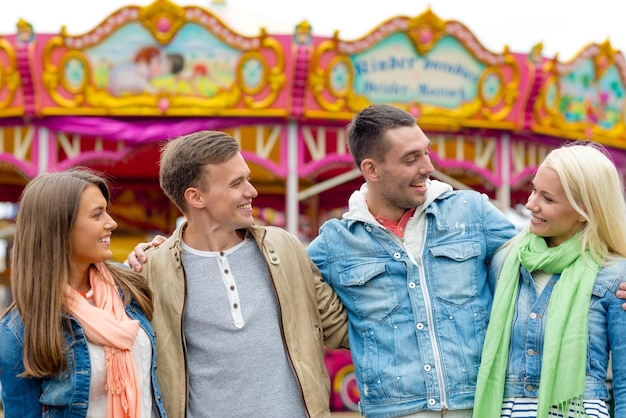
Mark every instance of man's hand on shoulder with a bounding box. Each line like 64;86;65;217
125;234;168;272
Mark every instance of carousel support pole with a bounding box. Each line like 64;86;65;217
496;133;511;212
37;126;50;173
286;120;299;236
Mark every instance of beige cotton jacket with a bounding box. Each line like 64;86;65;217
140;222;349;418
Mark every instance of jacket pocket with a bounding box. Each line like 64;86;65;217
338;260;401;323
40;370;72;407
41;334;79;408
427;240;481;307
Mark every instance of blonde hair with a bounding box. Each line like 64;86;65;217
543;142;626;263
8;168;153;378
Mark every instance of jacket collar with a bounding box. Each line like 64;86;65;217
343;180;453;223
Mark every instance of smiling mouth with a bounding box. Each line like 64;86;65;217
238;203;252;210
410;181;426;188
99;236;111;243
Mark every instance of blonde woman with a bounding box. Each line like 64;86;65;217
0;169;166;417
475;143;626;417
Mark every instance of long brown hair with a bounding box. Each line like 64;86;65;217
9;168;153;378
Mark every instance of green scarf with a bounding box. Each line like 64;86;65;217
474;230;599;418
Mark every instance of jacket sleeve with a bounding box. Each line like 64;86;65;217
608;273;626;416
0;318;44;417
480;193;518;261
305;226;349;348
307;255;349;349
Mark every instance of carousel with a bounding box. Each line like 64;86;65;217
1;0;626;410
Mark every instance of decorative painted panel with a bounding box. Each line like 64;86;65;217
0;30;22;117
35;0;290;116
306;9;529;130
533;40;626;150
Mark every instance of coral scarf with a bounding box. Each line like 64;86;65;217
64;263;141;418
474;231;599;418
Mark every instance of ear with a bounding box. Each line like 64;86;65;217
184;187;206;209
576;204;588;223
360;158;379;182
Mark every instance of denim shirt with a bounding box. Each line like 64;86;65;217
0;296;167;418
489;249;626;416
307;187;517;417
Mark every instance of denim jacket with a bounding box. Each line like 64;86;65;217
490;248;626;416
307;182;517;417
0;294;167;418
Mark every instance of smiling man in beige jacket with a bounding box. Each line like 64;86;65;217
129;130;348;418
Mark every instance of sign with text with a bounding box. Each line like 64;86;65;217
306;10;528;129
350;33;484;108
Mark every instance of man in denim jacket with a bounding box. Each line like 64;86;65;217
307;104;518;417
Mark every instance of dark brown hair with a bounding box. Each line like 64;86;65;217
347;104;417;169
